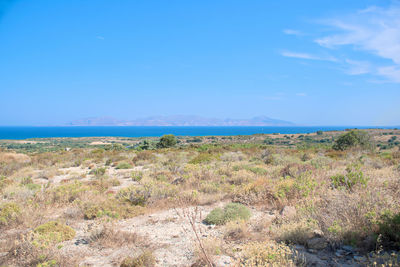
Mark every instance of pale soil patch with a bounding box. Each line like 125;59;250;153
55;203;265;266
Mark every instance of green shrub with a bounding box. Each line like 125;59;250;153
117;185;152;206
89;167;106;176
330;164;368;191
0;202;21;226
378;211;400;249
204;203;251;225
156;134;177;148
83;203;102;219
131;171;143;182
189;152;219;164
116;162;133;169
82;199;144;220
333;130;374;151
33;221;75;246
49;182;89;203
240;241;298;266
204;207;225;225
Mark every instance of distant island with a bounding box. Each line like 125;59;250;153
66;115;295;126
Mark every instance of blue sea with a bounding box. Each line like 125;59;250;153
0;126;396;140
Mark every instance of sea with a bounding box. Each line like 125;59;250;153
0;126;396;140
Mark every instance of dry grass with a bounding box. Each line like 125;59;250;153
1;130;399;265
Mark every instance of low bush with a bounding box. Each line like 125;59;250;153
377;211;400;249
120;251;155;267
132;151;155;163
239;241;299;266
89;167;106;176
117;185;152;206
131;171;143;182
83;198;145;220
0;202;21;226
204;203;251;225
33;221;75;247
189;152;219;164
116;162;133;169
330;164;368;191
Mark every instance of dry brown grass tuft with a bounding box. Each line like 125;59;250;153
89;224;142;248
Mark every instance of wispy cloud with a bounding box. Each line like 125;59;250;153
264;96;282;101
96;36;105;40
314;5;400;83
377;66;400;83
344;59;371;75
283;29;303;36
296;93;307;97
281;51;337;62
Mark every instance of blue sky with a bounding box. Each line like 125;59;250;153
0;0;399;126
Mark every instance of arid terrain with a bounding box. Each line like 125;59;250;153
1;129;400;266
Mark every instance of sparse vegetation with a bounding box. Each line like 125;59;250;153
204;203;251;225
0;129;399;266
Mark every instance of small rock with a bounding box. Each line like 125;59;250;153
335;251;344;257
214;255;233;267
313;229;324;238
354;255;366;262
299;251;327;267
342;245;354;253
74;238;89;245
307;237;328;250
280;206;296;219
295;244;305;250
308;248;318;254
335;249;350;257
0;252;8;257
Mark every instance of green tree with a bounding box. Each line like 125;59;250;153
156;134;177;148
332;130;374;151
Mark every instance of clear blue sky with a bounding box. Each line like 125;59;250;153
1;0;399;126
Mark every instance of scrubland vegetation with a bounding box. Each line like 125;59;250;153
0;129;400;266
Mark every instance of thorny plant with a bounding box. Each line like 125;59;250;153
174;201;214;267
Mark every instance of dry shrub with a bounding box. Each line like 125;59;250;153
0;162;27;177
224;220;249;241
192;237;223;267
0;152;31;164
46;181;91;204
312;189;394;246
325;150;347;159
239;240;299;267
274;220;316;246
89;224;141;248
120;250;155;267
280;163;314;178
232;178;277;206
1;231;75;267
132;151;155;164
0;202;21;227
227;169;253;185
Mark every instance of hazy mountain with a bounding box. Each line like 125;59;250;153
67;115;294;126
